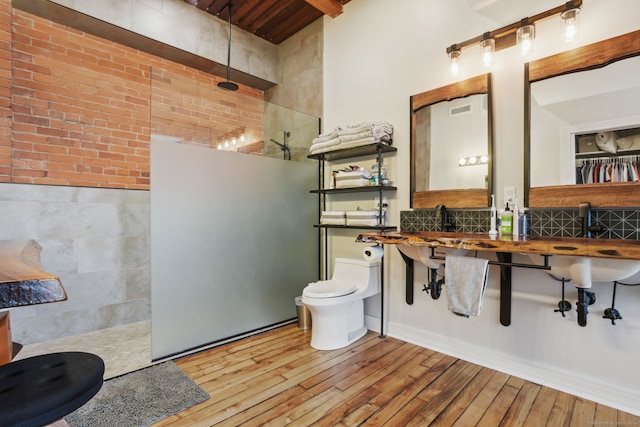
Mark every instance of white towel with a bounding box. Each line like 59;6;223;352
595;131;618;154
616;134;640;150
444;255;489;317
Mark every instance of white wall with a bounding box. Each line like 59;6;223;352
322;0;640;415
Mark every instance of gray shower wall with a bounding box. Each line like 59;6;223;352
151;138;318;360
0;183;150;345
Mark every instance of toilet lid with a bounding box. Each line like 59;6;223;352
303;280;356;298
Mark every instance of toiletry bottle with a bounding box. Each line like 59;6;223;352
489;194;498;235
512;194;519;237
500;203;512;235
518;209;528;236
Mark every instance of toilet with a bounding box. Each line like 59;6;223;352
302;257;381;350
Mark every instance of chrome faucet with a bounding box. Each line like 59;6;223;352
579;202;602;238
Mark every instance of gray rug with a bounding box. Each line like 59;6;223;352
65;361;209;427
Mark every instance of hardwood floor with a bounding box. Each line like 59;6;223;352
154;324;639;426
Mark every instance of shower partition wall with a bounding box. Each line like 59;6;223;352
151;136;318;360
262;102;320;162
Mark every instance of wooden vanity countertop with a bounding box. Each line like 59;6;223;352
356;231;640;260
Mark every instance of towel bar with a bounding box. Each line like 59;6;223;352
398;248;552;326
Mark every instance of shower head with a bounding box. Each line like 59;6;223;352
218;81;238;91
218;2;238;92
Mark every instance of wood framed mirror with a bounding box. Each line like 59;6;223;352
411;73;493;209
525;30;640;208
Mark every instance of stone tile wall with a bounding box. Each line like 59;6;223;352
0;183;150;344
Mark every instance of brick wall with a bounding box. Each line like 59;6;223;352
150;67;263;150
5;6;263;190
0;0;11;182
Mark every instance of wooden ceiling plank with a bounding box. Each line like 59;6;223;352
195;0;216;11
186;0;350;44
248;0;299;34
263;6;320;43
304;0;343;18
234;0;279;28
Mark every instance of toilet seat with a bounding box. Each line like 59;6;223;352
303;280;356;298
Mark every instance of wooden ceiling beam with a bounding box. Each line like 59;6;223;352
304;0;343;18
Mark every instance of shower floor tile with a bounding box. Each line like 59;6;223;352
13;320;153;379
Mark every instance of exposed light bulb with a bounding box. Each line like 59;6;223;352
458;158;467;166
480;37;495;67
516;24;535;57
561;8;580;43
449;48;461;77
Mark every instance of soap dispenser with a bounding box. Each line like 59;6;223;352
500;202;513;235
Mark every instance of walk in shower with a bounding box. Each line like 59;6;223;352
150;67;320;359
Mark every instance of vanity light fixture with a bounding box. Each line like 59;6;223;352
516;19;535;57
449;45;461;77
458;155;489;167
480;34;495;67
561;3;580;43
445;0;582;73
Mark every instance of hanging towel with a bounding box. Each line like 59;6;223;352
444;255;489;317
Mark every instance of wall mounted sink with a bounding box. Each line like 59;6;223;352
542;256;640;288
529;254;640;326
397;245;470;269
397;245;439;269
397;245;470;300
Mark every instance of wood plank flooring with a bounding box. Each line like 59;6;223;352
154;324;640;426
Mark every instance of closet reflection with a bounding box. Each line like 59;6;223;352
575;128;640;185
525;30;640;207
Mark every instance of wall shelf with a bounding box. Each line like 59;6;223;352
310;142;397;339
310;185;397;195
314;224;397;230
308;143;396;161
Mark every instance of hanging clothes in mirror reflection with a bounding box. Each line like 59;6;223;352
575;154;640;184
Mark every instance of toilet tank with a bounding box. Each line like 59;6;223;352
332;258;381;292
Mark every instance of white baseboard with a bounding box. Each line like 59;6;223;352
365;315;640;416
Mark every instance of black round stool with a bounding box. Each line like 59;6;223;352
0;351;104;427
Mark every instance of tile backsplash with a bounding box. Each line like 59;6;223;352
400;208;640;240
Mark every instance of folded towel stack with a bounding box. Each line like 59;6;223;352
320;210;346;226
309;121;393;155
444;255;490;317
345;210;383;227
335;169;372;188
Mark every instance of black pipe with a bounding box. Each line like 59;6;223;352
576;288;596;327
